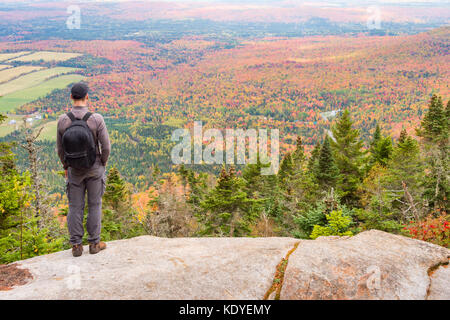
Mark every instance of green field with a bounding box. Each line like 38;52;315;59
0;121;17;137
0;51;32;62
0;50;86;137
0;67;80;97
0;74;85;112
0;116;58;140
0;66;44;83
9;51;81;63
37;120;57;141
0;114;24;137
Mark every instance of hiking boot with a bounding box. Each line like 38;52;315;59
89;241;107;254
72;244;83;257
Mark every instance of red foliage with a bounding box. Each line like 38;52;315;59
404;213;450;248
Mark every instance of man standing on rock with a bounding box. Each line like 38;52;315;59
56;83;111;257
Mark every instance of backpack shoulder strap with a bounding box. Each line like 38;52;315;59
66;112;76;122
82;112;92;122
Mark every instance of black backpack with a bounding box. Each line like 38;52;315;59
62;112;97;170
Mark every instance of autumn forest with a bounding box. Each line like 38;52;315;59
0;0;448;262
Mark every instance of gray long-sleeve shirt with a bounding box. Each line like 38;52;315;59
56;106;111;169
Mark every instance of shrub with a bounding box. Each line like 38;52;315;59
0;217;64;264
310;209;354;239
403;213;449;248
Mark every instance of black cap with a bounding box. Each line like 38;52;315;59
71;83;89;100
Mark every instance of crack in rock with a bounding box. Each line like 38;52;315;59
263;242;300;300
426;257;449;300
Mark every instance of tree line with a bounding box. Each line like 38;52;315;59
146;94;449;244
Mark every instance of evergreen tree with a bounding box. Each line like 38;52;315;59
307;140;321;173
446;99;450;115
330;110;365;206
276;136;319;235
292;136;306;164
445;100;450;128
398;128;408;144
178;163;189;190
101;167;144;241
0;114;18;232
242;153;281;235
290;139;318;207
315;136;339;190
294;191;352;239
279;137;309;193
370;124;381;149
358;164;391;227
416;95;446;143
371;136;393;167
200;166;259;236
416;95;449;211
310;209;354;239
390;132;423;191
367;124;393;168
178;164;208;209
243;153;273;198
0;114;64;263
104;166;128;211
277;152;294;192
385;131;424;219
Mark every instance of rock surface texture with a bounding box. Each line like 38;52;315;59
0;230;448;300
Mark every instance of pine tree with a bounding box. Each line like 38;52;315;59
104;167;129;212
416;95;449;211
243;153;272;198
0;114;64;263
390;132;423;189
0;114;18;231
445;100;450;128
398;128;408;144
416;95;446;143
307;140;321;173
242;153;281;235
446;99;450;115
357;164;401;232
292;136;306;164
315;136;339;190
0;139;26;233
367;124;393;168
101;166;144;240
277;136;319;234
178;164;208;209
277;152;294;192
330;110;365;206
200;166;259;236
279;136;309;193
371;137;393;167
370;124;381;149
178;163;189;190
385;131;424;219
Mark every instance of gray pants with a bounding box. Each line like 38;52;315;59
66;161;106;245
